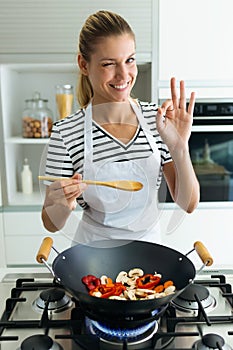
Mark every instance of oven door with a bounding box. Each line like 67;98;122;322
159;125;233;203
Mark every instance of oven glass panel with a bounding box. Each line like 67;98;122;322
159;132;233;202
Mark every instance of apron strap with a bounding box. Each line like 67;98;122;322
129;99;159;155
84;103;93;165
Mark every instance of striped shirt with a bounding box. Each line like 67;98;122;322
45;101;172;209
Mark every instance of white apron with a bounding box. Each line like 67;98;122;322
74;99;162;244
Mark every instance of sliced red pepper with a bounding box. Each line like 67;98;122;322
82;275;101;291
100;286;117;298
136;274;161;289
89;282;126;298
89;285;116;298
114;283;127;296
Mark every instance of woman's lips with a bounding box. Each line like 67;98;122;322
110;82;129;90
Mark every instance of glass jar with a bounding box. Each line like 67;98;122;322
55;84;74;119
22;92;53;138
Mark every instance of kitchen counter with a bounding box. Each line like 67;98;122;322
0;266;49;282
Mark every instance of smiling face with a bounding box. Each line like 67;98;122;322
78;34;138;105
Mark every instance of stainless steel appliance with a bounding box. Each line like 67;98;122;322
1;269;233;349
193;101;233;125
159;101;233;203
191;101;233;202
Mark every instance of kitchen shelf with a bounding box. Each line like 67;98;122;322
8;191;43;206
0;61;152;208
6;136;50;144
0;63;79;207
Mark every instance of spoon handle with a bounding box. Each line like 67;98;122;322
38;176;117;187
38;176;142;191
82;179;116;188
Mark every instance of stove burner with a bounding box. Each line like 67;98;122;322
193;333;232;350
33;287;72;313
86;317;158;345
20;334;63;350
172;284;216;312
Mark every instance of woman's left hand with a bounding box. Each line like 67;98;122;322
156;77;195;152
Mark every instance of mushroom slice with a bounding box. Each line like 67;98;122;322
91;291;102;298
100;275;109;284
135;289;150;298
164;285;176;295
116;271;128;283
124;289;137;300
136;288;156;295
109;295;126;300
155;292;166;298
126;276;138;286
128;268;144;278
146;294;157;299
127;284;137;290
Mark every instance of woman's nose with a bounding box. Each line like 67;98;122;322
115;64;128;79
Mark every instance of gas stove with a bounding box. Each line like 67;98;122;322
0;269;233;349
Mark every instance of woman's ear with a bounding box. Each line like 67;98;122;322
77;54;88;76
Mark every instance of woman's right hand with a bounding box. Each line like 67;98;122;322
46;173;88;211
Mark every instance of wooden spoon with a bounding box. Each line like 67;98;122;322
38;176;143;192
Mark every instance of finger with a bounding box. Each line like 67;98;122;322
187;91;196;115
160;99;173;112
170;77;179;110
156;107;165;131
179;80;186;110
63;182;87;196
72;173;82;181
49;182;85;200
50;178;79;190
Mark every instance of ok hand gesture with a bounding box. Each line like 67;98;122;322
156;77;195;152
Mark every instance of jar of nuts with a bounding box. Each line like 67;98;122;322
22;92;53;138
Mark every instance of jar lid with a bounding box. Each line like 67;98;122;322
25;92;48;103
56;84;73;89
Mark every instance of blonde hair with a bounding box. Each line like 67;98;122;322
77;10;135;108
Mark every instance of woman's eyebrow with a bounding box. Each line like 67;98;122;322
100;52;136;61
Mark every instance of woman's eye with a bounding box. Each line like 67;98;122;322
102;62;114;67
127;57;135;63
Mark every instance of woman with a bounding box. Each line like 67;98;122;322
41;10;199;244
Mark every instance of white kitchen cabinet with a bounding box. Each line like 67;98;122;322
3;210;83;265
0;0;152;56
158;0;233;99
160;206;233;267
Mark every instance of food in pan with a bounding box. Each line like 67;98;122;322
82;267;176;300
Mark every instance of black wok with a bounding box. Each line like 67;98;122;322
37;238;213;322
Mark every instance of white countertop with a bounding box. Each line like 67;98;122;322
0;266;49;282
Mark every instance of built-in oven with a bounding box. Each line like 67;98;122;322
159;101;233;204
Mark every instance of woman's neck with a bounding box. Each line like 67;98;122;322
91;99;137;125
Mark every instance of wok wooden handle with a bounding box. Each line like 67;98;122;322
36;237;53;263
194;241;213;266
